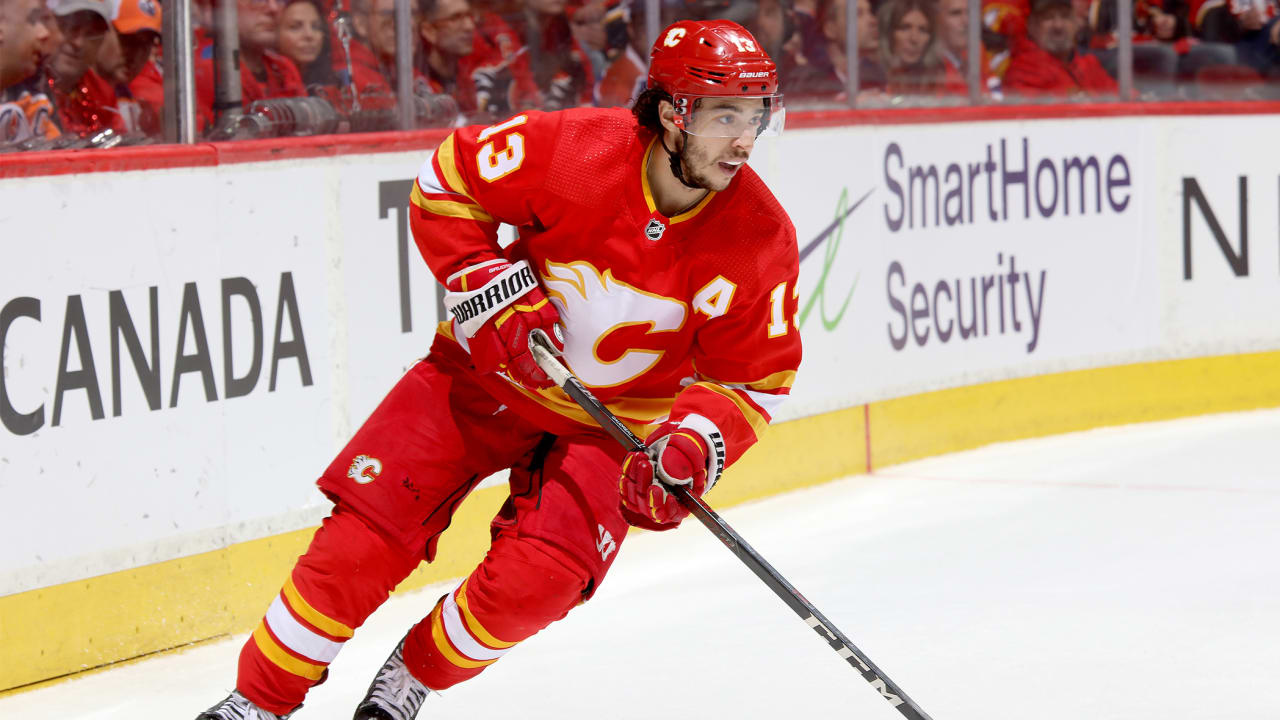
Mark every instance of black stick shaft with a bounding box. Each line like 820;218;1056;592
529;333;933;720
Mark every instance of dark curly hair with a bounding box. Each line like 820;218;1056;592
630;86;671;135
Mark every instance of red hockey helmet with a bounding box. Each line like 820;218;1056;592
647;20;785;137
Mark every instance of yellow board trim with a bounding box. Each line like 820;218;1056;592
252;622;326;681
428;603;499;669
455;578;517;649
5;350;1280;694
282;576;354;639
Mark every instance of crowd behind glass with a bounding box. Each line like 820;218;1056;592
1;0;1277;150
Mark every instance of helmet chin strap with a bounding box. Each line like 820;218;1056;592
661;130;704;191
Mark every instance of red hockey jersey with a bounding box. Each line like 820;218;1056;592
409;107;802;477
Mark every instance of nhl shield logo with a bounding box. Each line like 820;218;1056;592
644;218;666;241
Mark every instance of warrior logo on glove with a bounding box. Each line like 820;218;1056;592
444;258;565;390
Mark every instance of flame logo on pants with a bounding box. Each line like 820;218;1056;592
347;454;383;484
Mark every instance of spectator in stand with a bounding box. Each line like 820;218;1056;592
194;0;307;133
1;0;52;92
1191;0;1279;76
820;0;888;97
352;0;401;84
935;0;1004;93
594;0;647;107
569;0;609;87
877;0;948;94
279;0;392;105
93;16;127;85
1088;0;1237;90
94;0;162;136
353;0;437;92
349;0;460;128
749;0;845;99
278;0;335;86
0;0;59;145
46;0;128;136
419;0;477;105
505;0;595;109
418;0;538;121
1004;0;1119;95
115;0;164;135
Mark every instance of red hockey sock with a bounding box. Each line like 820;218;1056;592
236;506;421;715
401;537;590;690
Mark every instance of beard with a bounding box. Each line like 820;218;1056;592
677;134;746;192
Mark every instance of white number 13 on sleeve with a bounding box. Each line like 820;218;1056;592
476;115;528;182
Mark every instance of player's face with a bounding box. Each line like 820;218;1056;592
677;100;763;192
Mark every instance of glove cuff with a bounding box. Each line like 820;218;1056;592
444;259;539;337
668;414;726;492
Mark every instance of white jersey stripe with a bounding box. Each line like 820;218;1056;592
731;385;788;418
442;591;511;662
415;156;449;196
264;596;344;664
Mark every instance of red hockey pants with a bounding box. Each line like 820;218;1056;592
234;351;631;715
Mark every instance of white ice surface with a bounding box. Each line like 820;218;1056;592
4;408;1279;719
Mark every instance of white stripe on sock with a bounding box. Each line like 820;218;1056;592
442;591;511;662
264;596;344;664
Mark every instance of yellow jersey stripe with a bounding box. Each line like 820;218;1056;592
640;136;658;214
429;602;500;669
410;183;494;223
671;189;716;224
691;382;769;437
435;134;476;201
746;369;797;392
283;576;354;639
252;622;326;681
455;579;517;649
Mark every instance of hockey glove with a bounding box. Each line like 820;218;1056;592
619;423;711;529
445;259;564;390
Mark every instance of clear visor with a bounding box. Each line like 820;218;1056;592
672;94;786;138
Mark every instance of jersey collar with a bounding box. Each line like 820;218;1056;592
640;136;716;225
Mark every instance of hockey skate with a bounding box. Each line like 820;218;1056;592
197;690;296;720
353;634;431;720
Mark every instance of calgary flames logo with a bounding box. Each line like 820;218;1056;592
541;260;686;388
347;454;382;484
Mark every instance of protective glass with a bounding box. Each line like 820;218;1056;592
673;94;786;138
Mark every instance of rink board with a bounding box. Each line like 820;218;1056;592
2;106;1280;691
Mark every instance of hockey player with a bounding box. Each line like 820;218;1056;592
198;17;801;720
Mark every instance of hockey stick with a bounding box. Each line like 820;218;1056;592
528;330;933;720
